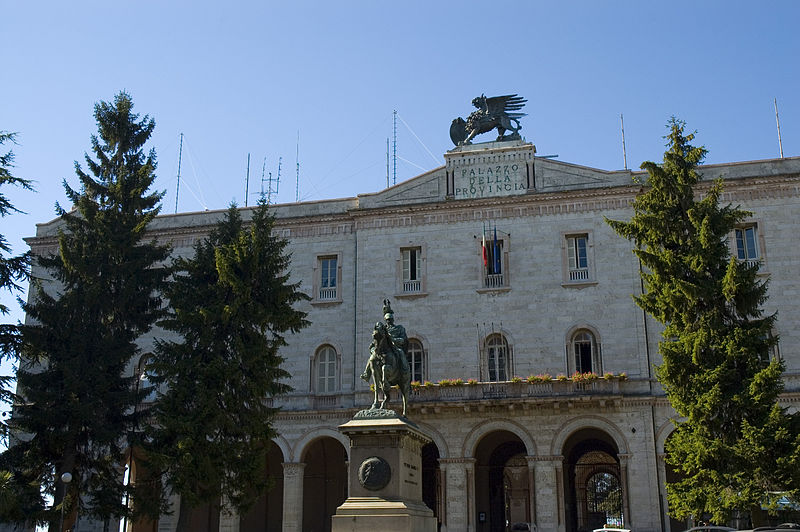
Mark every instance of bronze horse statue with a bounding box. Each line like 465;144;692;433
360;321;411;416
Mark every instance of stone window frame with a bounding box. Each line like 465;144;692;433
310;343;341;394
406;337;427;383
561;230;598;287
479;332;514;382
311;251;343;305
395;243;428;298
477;231;511;293
565;325;603;375
730;219;768;273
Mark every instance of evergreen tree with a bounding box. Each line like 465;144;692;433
142;201;308;530
0;131;33;434
0;130;34;522
608;119;800;523
1;93;170;530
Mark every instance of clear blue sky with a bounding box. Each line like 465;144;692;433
2;1;799;384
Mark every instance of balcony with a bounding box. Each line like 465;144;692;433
318;286;337;300
569;268;590;282
403;279;421;293
272;378;649;413
484;273;505;288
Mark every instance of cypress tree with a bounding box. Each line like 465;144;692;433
141;200;308;530
608;119;800;523
1;93;169;530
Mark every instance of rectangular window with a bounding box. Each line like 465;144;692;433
318;256;338;300
735;226;758;261
562;231;596;286
567;235;589;281
402;247;422;293
482;237;506;289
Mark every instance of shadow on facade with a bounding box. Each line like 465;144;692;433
562;428;623;532
474;430;530;532
302;436;348;532
239;440;285;532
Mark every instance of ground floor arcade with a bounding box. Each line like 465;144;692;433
123;399;684;532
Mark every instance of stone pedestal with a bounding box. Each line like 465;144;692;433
332;412;437;532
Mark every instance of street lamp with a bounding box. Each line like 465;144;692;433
58;472;72;532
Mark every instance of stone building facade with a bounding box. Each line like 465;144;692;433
24;141;800;532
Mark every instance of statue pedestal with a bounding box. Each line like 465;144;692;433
332;412;437;532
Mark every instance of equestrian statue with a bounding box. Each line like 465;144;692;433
360;299;412;417
450;93;527;146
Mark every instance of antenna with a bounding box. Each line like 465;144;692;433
260;157;267;201
621;114;628;170
174;132;183;214
392;110;397;186
245;153;250;207
775;98;784;159
386;138;390;188
276;156;282;196
295;130;300;203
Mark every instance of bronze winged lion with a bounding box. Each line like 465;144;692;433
450;94;527;146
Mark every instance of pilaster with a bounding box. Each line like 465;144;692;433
281;462;306;532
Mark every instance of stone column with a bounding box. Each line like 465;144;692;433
525;456;537;526
438;458;476;532
281;462;306;532
657;453;670;532
218;496;240;532
532;455;563;532
618;453;632;530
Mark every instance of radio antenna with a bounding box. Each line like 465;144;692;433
174;132;183;214
620;114;628;170
295;131;300;203
393;110;397;185
245;153;250;207
775;98;784;159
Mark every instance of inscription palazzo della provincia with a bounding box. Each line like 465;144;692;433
453;163;529;198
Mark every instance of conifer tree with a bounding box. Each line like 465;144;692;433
1;93;169;530
0;130;34;519
608;119;800;523
0;131;34;421
141;201;308;529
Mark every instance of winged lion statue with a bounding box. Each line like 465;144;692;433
450;94;527;146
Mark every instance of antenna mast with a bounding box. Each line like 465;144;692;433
174;132;183;214
245;153;250;207
260;157;268;201
775;98;784;159
295;131;300;203
620;114;628;170
386;138;390;188
393;110;397;186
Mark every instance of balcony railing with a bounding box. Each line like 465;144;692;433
484;273;505;288
318;286;337;300
569;268;590;281
271;379;643;413
741;258;761;269
403;279;421;293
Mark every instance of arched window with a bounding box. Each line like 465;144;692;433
315;345;338;393
486;334;509;382
406;339;425;383
571;329;600;374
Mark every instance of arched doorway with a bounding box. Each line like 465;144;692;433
474;430;531;532
562;429;623;532
239;440;285;532
422;441;442;529
301;436;348;532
